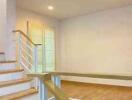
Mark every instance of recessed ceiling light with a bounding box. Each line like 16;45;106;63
48;6;54;10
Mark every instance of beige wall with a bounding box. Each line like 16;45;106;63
59;5;132;86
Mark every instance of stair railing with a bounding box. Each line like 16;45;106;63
28;72;132;100
13;30;42;89
28;73;69;100
13;30;42;73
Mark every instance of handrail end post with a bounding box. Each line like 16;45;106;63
39;79;48;100
52;75;61;88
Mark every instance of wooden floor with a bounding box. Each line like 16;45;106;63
61;81;132;100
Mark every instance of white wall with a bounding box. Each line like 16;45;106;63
6;0;16;60
0;0;7;52
59;5;132;86
0;0;16;60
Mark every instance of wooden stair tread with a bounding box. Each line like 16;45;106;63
0;78;32;88
0;88;38;100
0;69;24;74
0;52;5;54
0;60;16;63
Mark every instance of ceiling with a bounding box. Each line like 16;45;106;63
17;0;132;20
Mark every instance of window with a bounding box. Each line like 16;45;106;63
29;22;55;72
44;28;55;72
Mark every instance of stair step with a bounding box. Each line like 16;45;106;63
0;52;5;54
0;69;24;81
0;78;32;88
0;61;17;70
0;60;16;64
0;79;33;96
0;65;17;70
0;69;24;74
0;88;38;100
0;53;5;62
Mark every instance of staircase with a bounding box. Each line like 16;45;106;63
0;53;39;100
0;30;41;100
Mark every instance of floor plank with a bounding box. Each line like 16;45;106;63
62;81;132;100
